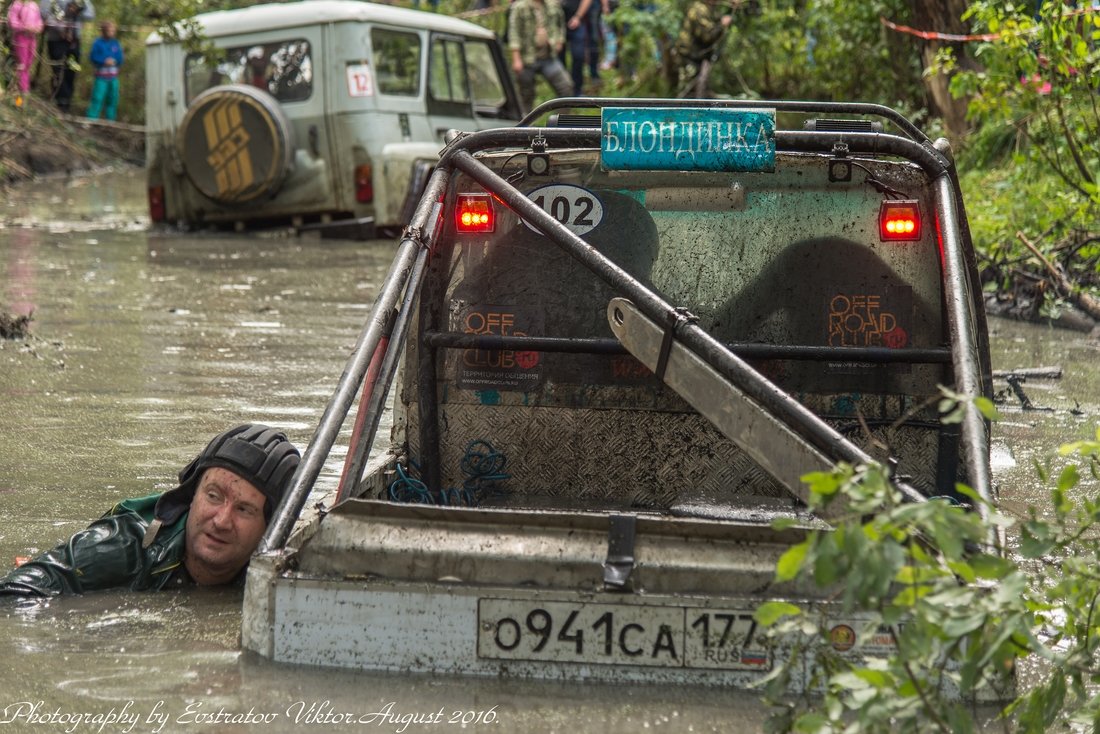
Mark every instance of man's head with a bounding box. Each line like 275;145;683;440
247;46;266;69
153;424;300;584
100;20;115;38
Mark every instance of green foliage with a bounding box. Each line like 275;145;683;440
760;417;1100;733
960;160;1093;284
606;0;683;94
605;0;928;105
952;3;1099;258
781;0;925;110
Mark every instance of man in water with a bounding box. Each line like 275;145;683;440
0;424;300;596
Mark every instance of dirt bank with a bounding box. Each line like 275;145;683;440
0;95;144;184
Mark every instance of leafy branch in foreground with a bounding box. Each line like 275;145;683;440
757;421;1100;733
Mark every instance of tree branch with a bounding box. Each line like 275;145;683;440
1017;230;1100;321
1054;97;1095;185
1029;114;1092;198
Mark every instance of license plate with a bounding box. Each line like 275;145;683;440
477;598;771;671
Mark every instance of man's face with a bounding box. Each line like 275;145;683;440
184;467;268;585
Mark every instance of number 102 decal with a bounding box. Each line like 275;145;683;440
523;184;604;237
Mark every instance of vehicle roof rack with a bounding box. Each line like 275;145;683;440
521;97;930;145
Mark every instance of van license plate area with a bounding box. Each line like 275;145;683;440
477;598;770;670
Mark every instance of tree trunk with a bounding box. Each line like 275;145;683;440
908;0;976;140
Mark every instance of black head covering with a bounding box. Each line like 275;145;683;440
153;424;301;526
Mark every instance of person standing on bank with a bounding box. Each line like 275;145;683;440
7;0;44;99
508;0;573;115
39;0;94;113
671;0;740;97
559;0;593;96
0;424;300;597
86;19;122;120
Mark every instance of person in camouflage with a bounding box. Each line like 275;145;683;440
671;0;742;97
508;0;573;114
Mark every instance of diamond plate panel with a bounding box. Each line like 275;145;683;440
404;402;944;509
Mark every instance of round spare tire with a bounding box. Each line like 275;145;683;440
177;84;295;205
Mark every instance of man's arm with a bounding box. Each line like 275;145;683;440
0;513;150;597
566;0;592;31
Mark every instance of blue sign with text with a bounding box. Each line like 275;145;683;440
601;107;776;172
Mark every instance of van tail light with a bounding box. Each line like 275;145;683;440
148;185;166;223
880;200;921;241
455;193;495;233
355;164;373;203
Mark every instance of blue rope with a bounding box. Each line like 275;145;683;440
387;462;433;504
388;440;510;507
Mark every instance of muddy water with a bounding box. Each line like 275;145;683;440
985;317;1100;517
0;171;1095;733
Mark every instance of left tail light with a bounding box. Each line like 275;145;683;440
355;164;373;203
148;185;165;223
455;194;495;233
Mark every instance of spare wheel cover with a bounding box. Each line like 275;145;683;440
178;84;295;204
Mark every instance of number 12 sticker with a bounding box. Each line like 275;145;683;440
523;184;604;236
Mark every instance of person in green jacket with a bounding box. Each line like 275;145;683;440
0;424;300;597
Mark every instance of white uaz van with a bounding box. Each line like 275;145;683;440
145;0;522;237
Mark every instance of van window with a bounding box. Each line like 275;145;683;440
464;39;507;110
372;28;421;96
185;40;313;104
428;37;471;109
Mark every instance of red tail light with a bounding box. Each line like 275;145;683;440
455;194;494;233
355;164;373;203
148;185;166;223
880;200;921;241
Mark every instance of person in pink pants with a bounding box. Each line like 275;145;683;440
7;0;44;94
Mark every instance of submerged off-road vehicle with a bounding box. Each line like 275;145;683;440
145;0;522;237
242;99;994;689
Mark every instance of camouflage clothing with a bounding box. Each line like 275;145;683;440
674;0;729;64
509;0;567;66
508;0;573;113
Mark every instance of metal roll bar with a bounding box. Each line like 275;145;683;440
438;126;951;179
423;331;953;364
258;170;449;554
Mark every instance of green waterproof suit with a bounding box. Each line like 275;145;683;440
0;493;192;597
